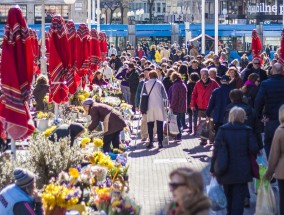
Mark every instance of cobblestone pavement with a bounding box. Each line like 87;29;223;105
127;129;258;215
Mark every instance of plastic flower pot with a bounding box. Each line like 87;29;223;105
37;119;49;131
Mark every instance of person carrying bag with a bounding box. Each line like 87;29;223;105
140;81;156;114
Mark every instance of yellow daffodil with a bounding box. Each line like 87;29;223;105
43;126;57;137
69;168;80;179
93;138;103;148
81;137;91;145
78;95;85;101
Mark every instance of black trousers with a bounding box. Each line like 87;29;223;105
130;91;136;112
103;130;121;153
147;120;163;144
279;179;284;215
223;183;247;215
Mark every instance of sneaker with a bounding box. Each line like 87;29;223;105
200;140;207;146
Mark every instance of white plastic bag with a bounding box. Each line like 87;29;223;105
254;181;278;215
206;177;227;211
168;113;179;135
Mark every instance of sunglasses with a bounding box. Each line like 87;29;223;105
169;182;187;191
254;62;260;65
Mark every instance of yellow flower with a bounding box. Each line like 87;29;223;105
43;126;57;137
93;138;103;148
69;168;80;179
84;91;90;99
81;137;91;145
78;95;85;101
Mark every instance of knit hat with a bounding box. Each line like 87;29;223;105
82;98;94;106
220;75;230;82
14;168;35;188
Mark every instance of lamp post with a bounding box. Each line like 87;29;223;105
201;0;205;54
40;0;47;76
92;0;96;24
64;0;76;20
214;0;218;55
97;0;101;32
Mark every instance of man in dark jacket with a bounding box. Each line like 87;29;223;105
125;62;139;112
254;63;284;158
224;89;263;150
109;54;123;72
206;75;231;135
242;58;268;83
207;54;228;77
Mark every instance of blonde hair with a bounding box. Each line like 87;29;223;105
279;104;284;123
228;106;246;123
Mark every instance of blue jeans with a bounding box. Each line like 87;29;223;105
174;113;183;140
121;85;131;104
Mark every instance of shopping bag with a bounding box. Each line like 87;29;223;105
255;154;269;192
168;114;179;135
200;120;209;140
206;177;227;211
254;181;278;215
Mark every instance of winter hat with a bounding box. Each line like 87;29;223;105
220;75;230;82
14;168;35;188
82;98;94;106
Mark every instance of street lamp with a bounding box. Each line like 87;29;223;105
40;0;47;76
96;8;101;31
64;0;76;20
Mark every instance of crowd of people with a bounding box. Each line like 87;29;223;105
99;41;284;215
1;34;284;214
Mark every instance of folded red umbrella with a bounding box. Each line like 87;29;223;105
48;15;70;104
0;7;35;140
278;29;284;66
90;29;101;82
251;29;262;64
99;32;108;62
66;20;80;94
45;31;50;64
76;24;91;88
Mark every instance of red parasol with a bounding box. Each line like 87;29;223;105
75;24;91;87
48;15;70;104
29;28;40;75
90;29;101;80
66;20;80;94
0;6;35;139
99;32;108;62
278;29;284;66
251;29;262;63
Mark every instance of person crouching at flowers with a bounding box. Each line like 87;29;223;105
166;167;211;215
48;123;85;146
92;71;108;86
0;168;43;215
83;98;127;153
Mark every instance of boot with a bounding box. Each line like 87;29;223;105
146;142;154;149
158;142;163;149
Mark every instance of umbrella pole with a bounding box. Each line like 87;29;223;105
54;103;59;119
11;138;16;161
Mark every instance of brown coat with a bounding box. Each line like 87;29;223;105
33;84;49;111
88;103;126;135
266;123;284;179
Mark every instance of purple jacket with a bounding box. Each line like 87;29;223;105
169;79;188;113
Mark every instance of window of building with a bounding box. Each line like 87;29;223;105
157;3;161;13
144;3;147;13
153;3;155;12
34;5;68;24
162;3;166;13
0;4;27;24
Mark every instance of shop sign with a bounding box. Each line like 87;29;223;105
248;3;284;15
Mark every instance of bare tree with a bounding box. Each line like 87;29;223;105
147;0;155;23
103;0;120;24
119;0;130;24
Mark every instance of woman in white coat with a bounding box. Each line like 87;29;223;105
142;70;168;149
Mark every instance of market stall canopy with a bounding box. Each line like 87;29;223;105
0;6;35;139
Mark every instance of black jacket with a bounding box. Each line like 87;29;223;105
243;67;268;83
162;77;172;94
254;74;284;121
224;102;263;149
208;63;228;77
109;57;123;71
211;123;259;185
125;69;139;93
